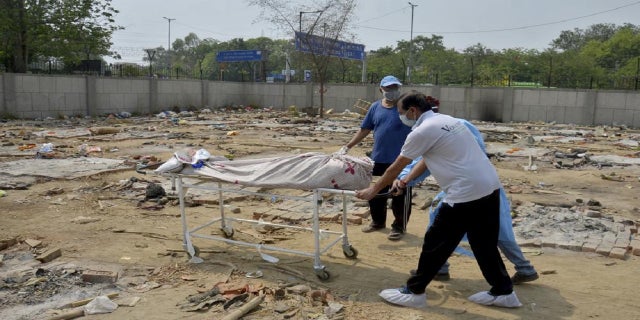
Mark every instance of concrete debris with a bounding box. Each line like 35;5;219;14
513;201;638;260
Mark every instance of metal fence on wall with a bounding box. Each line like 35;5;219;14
5;60;639;91
422;73;640;91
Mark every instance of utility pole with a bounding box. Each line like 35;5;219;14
163;16;175;78
407;2;417;84
145;49;156;77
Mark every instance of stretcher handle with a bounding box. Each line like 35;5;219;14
372;188;400;198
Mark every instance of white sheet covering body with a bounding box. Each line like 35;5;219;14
157;152;373;190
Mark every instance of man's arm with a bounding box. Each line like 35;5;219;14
403;159;428;183
344;128;371;149
356;155;413;200
394;159;428;191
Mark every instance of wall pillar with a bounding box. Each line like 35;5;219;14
584;90;597;126
201;80;209;107
305;82;314;111
149;78;158;114
502;87;514;123
85;76;97;117
2;73;16;116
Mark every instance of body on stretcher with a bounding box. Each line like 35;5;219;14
151;151;372;281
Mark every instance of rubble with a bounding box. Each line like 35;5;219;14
1;110;639;319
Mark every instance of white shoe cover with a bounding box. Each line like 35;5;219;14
468;291;522;308
379;288;427;309
468;291;496;305
492;292;522;308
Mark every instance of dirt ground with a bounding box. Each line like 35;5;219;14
1;107;640;320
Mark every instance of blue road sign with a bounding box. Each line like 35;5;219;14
295;32;365;61
216;50;263;62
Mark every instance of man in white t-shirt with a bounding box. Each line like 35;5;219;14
355;91;522;309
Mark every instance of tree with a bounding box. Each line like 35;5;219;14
419;49;465;85
365;46;403;83
551;23;629;52
248;0;358;117
395;34;446;84
0;0;121;73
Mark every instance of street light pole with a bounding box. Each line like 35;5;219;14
407;2;417;84
162;16;175;78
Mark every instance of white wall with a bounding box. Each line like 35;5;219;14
2;73;639;128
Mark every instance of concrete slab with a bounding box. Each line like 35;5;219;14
485;144;551;157
32;128;92;138
0;157;129;179
589;155;640;166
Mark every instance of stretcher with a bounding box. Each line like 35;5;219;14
150;151;372;280
165;174;360;280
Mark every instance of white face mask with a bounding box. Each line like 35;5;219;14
399;114;416;127
382;89;400;101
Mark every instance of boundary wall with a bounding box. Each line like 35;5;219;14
1;73;639;128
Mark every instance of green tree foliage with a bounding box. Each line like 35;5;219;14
0;0;121;73
148;32;294;81
124;21;639;90
365;46;403;82
547;24;639;88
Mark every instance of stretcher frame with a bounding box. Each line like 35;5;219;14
167;174;359;280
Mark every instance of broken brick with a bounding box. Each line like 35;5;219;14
24;238;42;248
81;270;119;283
36;248;62;263
609;247;627;260
346;215;363;225
595;242;614;257
582;241;599;253
630;239;640;256
0;237;18;250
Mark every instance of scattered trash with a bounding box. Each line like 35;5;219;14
78;144;103;156
288;105;299;116
245;270;263;278
116;111;131;119
18;143;37;151
257;245;279;263
39;143;54;153
84;295;118;315
35;143;57;159
324;301;344;317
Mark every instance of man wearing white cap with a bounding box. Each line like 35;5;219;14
337;75;412;240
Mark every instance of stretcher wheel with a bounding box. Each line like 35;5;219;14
316;269;331;281
183;245;200;257
221;226;234;238
342;245;358;259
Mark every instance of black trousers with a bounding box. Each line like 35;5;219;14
368;162;412;232
407;189;512;295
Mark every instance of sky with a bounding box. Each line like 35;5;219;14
108;0;640;64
